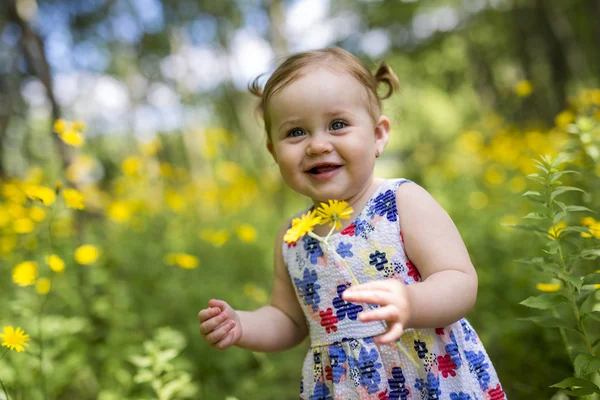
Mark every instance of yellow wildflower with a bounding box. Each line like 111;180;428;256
74;244;100;265
582;217;596;226
165;190;185;212
555;110;575;129
200;229;229;247
35;278;51;294
121;156;141;176
54;119;85;147
0;326;31;352
46;254;65;273
13;217;35;234
62;188;85;210
515;80;533;97
548;221;567;239
582;222;600;239
165;253;199;269
25;185;56;206
29;206;47;222
284;210;322;243
316;200;353;230
536;283;561;292
243;283;268;303
12;261;38;287
237;224;257;243
107;201;132;222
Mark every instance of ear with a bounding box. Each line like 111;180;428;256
266;139;278;163
374;115;391;155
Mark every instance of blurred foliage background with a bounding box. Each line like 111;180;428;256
0;0;599;399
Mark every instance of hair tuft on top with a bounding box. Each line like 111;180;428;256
249;47;399;137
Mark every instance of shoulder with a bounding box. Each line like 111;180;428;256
394;180;444;213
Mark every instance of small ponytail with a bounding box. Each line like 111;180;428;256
374;61;400;100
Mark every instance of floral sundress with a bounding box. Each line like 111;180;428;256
283;179;505;400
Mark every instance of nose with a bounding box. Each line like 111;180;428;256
305;133;333;156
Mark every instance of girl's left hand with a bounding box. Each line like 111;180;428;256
342;279;411;345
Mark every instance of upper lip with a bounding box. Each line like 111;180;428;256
304;162;342;172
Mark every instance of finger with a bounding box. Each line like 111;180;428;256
205;319;235;344
344;280;396;293
215;330;235;350
357;305;399;323
198;307;221;323
209;299;229;311
342;289;394;306
374;322;404;345
199;311;229;335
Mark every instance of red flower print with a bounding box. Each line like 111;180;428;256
437;354;457;378
325;365;333;381
287;241;297;248
400;231;404;243
319;308;339;333
488;384;505;400
435;327;445;335
378;389;389;400
407;260;421;282
341;223;356;236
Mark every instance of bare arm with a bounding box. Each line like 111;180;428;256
398;182;478;329
236;221;309;352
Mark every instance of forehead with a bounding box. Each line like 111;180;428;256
268;68;371;121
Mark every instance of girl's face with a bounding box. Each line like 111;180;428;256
266;67;390;205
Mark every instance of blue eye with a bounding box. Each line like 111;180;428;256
288;128;305;137
331;121;346;130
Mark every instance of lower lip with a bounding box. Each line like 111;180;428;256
307;166;342;181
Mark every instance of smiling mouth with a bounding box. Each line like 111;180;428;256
307;165;342;174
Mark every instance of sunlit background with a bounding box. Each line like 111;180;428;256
1;0;599;399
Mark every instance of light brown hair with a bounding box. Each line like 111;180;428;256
249;47;399;137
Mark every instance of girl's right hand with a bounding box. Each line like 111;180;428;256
198;299;242;350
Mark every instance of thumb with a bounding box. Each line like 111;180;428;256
209;298;230;311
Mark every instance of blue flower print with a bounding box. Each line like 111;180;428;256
388;366;410;400
445;331;462;369
294;269;321;311
461;320;478;344
413;339;429;359
414;372;441;400
369;189;398;222
304;236;323;265
336;242;353;258
369;250;388;271
332;284;363;321
310;382;333;400
329;344;347;383
450;393;472;400
349;347;383;394
465;350;491;391
354;219;374;238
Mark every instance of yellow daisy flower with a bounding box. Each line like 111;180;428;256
514;80;533;97
53;119;86;147
0;326;31;352
62;188;85;210
536;283;561;292
316;200;354;230
74;244;100;265
284;210;322;243
12;261;38;287
25;185;56;206
164;253;199;269
236;224;257;243
46;254;65;273
548;221;567;239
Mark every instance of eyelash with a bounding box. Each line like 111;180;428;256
286;120;347;138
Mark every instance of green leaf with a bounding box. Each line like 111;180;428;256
522;190;542;198
504;224;547;234
523;212;548;220
129;355;152;368
579;249;600;260
592;338;600;349
574;354;600;377
519;316;579;332
134;369;154;384
576;289;594;308
526;174;547;186
551;186;586;201
520;293;568;309
563;226;593;235
550;170;580;181
565;205;596;213
582;273;600;286
582;311;600;322
158;349;179;363
551;377;600;394
557;272;583;290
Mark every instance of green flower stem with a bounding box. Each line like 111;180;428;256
0;348;8;362
552;308;575;366
306;231;419;368
557;242;595;356
323;219;338;243
0;377;10;400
